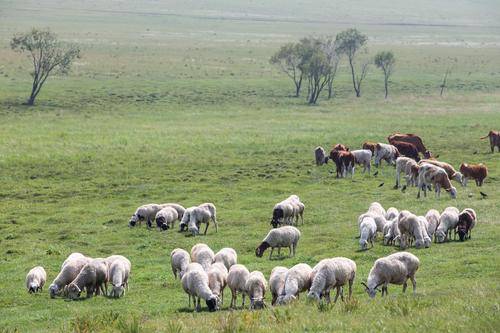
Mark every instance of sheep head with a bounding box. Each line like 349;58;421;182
255;242;270;258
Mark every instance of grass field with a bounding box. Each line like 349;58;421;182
0;1;499;332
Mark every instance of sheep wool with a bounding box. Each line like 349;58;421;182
227;264;250;308
214;248;237;270
308;258;356;303
276;263;312;305
190;243;215;271
255;226;301;259
171;248;191;279
181;263;219;312
245;271;267;310
26;266;47;294
269;266;288;306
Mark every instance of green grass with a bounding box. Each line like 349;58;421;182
0;1;500;332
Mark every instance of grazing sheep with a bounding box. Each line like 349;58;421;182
171;248;191;279
395;157;418;188
435;207;460;243
362;141;377;154
269;266;288;306
457;208;477;241
227;264;250;308
416;216;432;248
181;263;219;312
480;130;500;153
26;266;46;294
386;207;399;221
383;219;398;245
255;226;301;259
362;251;420;298
49;254;91;298
67;258;108;299
270;200;295;228
198;202;218;228
358;212;387;234
460;163;488;187
307;258;356;303
314;146;328;165
245;271;268;310
291;201;305;225
155;206;178;231
417;163;457;199
129;203;162;228
207;262;228;306
398;211;430;249
109;257;131;298
351;149;372;174
159;203;186;221
418;159;463;185
214;248;237;271
359;216;377;250
183;206;217;236
276;263;313;305
368;202;387;218
425;209;441;239
190;243;215;271
374;143;400;167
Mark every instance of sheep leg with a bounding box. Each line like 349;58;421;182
411;276;417;294
300;212;304;225
188;294;191;308
277;247;281;257
230;291;235;308
383;285;388;296
203;221;209;235
212;217;218;233
242;293;246;308
269;248;274;260
402;281;408;293
196;297;201;312
333;286;341;303
348;279;353;299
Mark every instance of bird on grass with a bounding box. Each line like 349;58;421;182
373;171;379;176
401;185;407;193
378;182;384;187
480;191;488;199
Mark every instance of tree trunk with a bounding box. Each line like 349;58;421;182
327;78;333;99
294;74;302;97
384;77;389;99
349;57;360;97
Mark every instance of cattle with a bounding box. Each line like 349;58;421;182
388;133;430;157
332;143;349;152
390;141;420;161
362;141;377;155
329;149;355;178
459;163;488;187
351;149;372;174
480;130;499;153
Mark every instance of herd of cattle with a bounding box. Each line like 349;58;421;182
314;131;496;198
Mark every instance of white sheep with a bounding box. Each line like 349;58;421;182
26;266;46;293
181;204;218;235
214;248;237;270
245;271;268;310
368;202;387;218
271;200;295;228
129;203;163;228
382;219;395;245
397;211;428;249
385;207;399;221
425;209;441;240
181;263;219;312
255;226;301;259
359;216;377;250
351;149;372;174
171;248;191;279
67;258;109;299
190;243;215;271
155;206;178;231
435;206;460;243
358;212;387;234
269;266;288;305
227;264;250;308
395;157;417;188
159;203;186;221
314;146;328;166
207;262;228;306
307;258;356;303
416;216;432;248
362;251;420;298
276;263;312;305
374;143;400;167
109;257;131;298
49;254;91;298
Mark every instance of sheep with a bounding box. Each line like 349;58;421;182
49;254;91;298
271;200;295;228
245;271;268;310
67;258;108;299
190;243;215;271
181;263;219;312
159;203;185;221
358;212;387;234
398;211;428;249
26;266;46;293
383;219;398;245
359;216;377;250
457;208;477;241
368;202;386;218
418;159;463;185
227;264;250;308
395;157;418;188
214;248;237;271
386;207;399;221
351;149;372;174
155;206;178;231
435;207;460;243
362;251;420;298
171;248;191;279
109;257;131;298
182;206;214;236
276;263;312;305
255;226;300;259
314;146;328;165
291;201;305;225
129;203;163;228
425;209;441;239
307;258;356;303
374;143;400;167
269;266;288;306
460;163;488;187
207;262;228;306
416;216;432;248
417;163;457;199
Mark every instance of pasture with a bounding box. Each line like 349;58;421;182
0;1;499;332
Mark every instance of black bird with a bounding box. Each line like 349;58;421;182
434;154;440;159
480;191;488;198
473;150;478;155
401;185;407;192
373;171;379;176
378;182;384;187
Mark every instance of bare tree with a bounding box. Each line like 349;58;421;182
374;51;395;99
440;67;452;97
11;28;80;105
322;37;340;99
335;29;368;97
270;43;304;97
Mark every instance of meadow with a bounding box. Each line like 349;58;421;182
0;1;499;332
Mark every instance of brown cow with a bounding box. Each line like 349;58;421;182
390;141;420;161
459;163;488;187
388;133;431;157
332;143;349;152
362;141;377;154
329;149;355;178
480;130;500;153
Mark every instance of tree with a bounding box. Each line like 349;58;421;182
321;37;340;99
270;42;304;97
374;51;395;99
335;29;368;97
299;37;332;105
440;67;452;97
11;28;80;105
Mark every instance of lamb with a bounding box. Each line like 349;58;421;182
435;207;459;243
214;248;237;270
49;253;91;298
190;243;215;271
374;143;400;167
359;215;377;250
207;262;228;305
159;203;185;221
362;251;420;298
418;159;463;185
171;248;191;279
307;258;356;303
395;157;418;188
314;146;328;165
109;257;131;298
424;209;441;239
26;266;46;293
155;206;178;231
460;163;488;187
245;271;268;309
386;207;399;221
269;266;288;305
181;263;219;312
129;203;163;228
351;149;372;174
417;163;457;199
480;130;500;153
362;141;377;155
276;263;312;305
67;258;109;299
457;208;477;241
227;264;250;308
255;226;301;259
